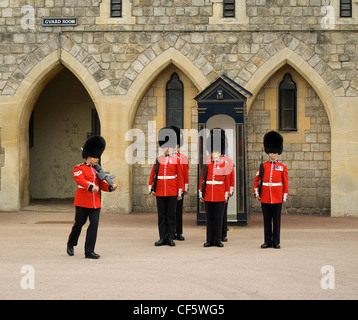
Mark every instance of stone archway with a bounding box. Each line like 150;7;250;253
15;51;104;208
29;68;97;202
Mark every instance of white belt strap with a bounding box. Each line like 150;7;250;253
262;182;282;187
206;181;223;185
157;175;177;180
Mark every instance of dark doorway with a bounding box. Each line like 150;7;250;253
29;68;98;201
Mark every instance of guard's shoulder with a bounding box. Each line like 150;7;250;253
179;153;188;160
74;162;85;168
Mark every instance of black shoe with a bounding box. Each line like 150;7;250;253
261;243;272;249
85;252;100;259
215;241;224;247
203;241;214;247
67;243;74;256
176;234;185;241
167;239;175;246
273;243;281;249
222;236;228;242
155;239;167;246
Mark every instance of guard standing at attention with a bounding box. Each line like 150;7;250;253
199;129;230;248
254;131;288;249
149;127;184;246
218;129;235;242
171;126;189;241
67;135;117;259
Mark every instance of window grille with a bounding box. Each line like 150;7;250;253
166;73;184;129
223;0;235;18
111;0;122;17
279;73;297;131
340;0;352;18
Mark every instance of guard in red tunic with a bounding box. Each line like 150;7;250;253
149;127;184;246
254;131;288;249
67;136;117;259
217;129;235;242
199;129;230;248
170;126;189;241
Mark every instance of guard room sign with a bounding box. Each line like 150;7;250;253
42;18;77;26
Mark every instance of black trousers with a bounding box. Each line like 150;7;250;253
205;201;225;242
261;203;282;245
156;196;177;241
67;206;100;254
221;198;229;238
175;195;184;235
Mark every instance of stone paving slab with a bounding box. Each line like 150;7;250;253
0;209;357;300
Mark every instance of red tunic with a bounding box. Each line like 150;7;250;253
176;152;189;192
199;157;231;202
221;155;235;195
253;160;289;204
73;163;111;209
148;154;184;197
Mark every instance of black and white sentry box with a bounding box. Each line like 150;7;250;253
42;18;77;26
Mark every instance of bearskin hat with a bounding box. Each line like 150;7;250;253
170;126;184;147
82;135;106;159
263;131;283;155
158;127;177;148
206;128;227;154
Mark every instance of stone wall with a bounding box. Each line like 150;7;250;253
1;1;358;99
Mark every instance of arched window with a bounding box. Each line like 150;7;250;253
166;73;184;128
279;73;297;131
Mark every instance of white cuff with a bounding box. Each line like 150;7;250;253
230;186;234;196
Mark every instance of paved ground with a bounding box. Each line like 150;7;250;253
0;203;357;300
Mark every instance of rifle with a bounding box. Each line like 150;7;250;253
258;148;264;197
201;164;208;198
94;164;116;189
151;158;160;192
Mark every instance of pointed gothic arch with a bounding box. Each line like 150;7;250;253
127;48;211;127
16;50;103;207
245;47;334;125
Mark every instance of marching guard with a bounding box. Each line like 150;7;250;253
199;129;231;247
149;127;184;246
67;135;117;259
254;131;289;249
